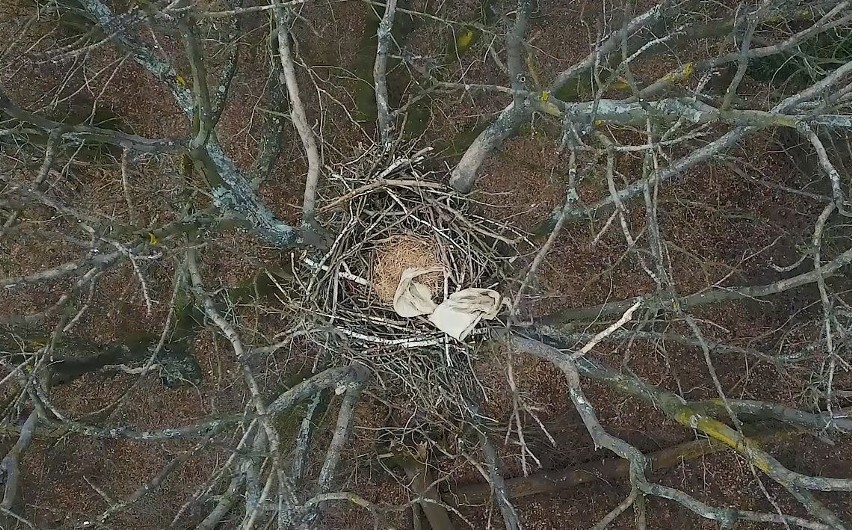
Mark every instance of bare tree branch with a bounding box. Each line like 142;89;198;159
540;242;852;325
373;0;397;149
272;2;322;228
0;90;186;153
449;0;534;193
510;332;851;528
0;410;37;510
475;425;521;530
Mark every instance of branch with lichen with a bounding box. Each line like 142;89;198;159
510;333;852;529
450;1;852;196
77;0;315;249
373;0;398;149
452;427;806;504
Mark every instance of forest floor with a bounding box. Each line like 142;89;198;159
1;0;852;528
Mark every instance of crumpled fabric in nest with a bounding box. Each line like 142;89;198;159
392;267;502;340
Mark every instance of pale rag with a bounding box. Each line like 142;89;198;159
391;267;501;340
392;267;441;317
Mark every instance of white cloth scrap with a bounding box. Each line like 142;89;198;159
428;288;501;340
392;267;441;317
392;267;502;340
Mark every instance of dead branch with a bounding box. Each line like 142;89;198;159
197;475;245;530
314;381;366;496
250;23;289;187
509;333;850;529
592;487;638;530
210;2;240;126
540;242;852;325
267;365;369;416
0;251;122;289
300;379;368;527
399;456;456;530
97;442;203;524
77;0;313;249
475;424;521;530
453;427;808;504
448;0;534;194
506;0;532;108
511;152;579;320
290;392;326;482
0;90;187;153
178;12;214;150
449;1;668;193
0;410;37;510
318;178;443;214
798;123;852;216
186;248;302;527
373;0;397;149
272;2;322;228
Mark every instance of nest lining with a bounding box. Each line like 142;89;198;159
371;234;443;305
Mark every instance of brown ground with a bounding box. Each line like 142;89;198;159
2;0;851;529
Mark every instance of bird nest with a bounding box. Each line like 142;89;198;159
291;146;525;427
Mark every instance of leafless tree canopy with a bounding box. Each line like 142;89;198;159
2;0;852;528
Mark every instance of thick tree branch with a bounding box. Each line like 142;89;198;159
191;144;311;248
271;2;322;228
373;0;397;148
0;90;186;153
509;333;850;528
210;0;242;126
314;381;365;495
449;0;533;193
476;426;521;530
0;410;37;510
79;0;313;249
267;365;369;416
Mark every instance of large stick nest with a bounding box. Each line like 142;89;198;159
291;146;526;427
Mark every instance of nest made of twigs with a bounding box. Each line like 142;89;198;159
289;145;526;430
